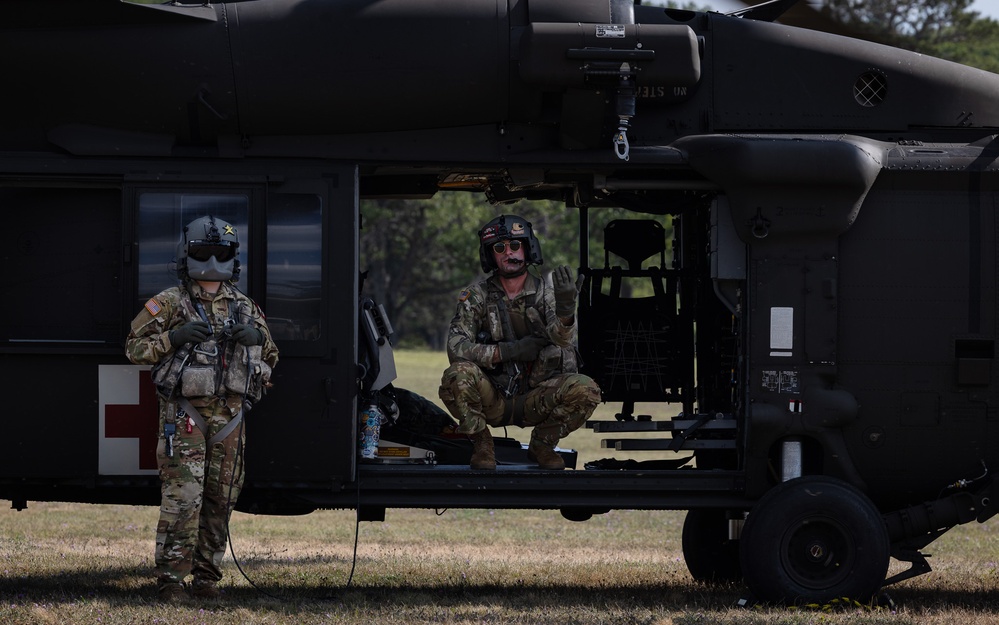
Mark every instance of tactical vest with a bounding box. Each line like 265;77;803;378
151;287;271;403
480;276;578;391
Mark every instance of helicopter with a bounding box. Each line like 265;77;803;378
2;0;999;604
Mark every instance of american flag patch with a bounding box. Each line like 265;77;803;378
458;289;471;302
144;299;162;316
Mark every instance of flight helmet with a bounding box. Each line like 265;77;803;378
177;215;240;282
477;214;543;274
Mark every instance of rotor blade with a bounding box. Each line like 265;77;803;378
725;0;802;22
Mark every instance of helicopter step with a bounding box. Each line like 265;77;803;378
589;414;737;451
601;439;737;451
587;416;737;432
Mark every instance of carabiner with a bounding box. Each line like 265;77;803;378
613;126;630;161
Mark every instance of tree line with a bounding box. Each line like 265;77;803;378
820;0;999;72
359;196;657;349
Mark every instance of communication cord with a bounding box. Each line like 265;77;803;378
222;414;362;601
215;286;362;599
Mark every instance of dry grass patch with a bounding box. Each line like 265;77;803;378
5;502;999;624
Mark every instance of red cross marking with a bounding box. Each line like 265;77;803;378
105;374;160;471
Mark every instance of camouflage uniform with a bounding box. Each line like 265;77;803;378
439;271;600;450
126;281;278;589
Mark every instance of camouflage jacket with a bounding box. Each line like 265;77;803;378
446;271;577;388
126;282;279;400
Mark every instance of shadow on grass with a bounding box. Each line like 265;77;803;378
0;562;732;608
2;563;999;617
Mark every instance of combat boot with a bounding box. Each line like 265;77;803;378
469;428;496;470
527;441;565;470
191;578;221;600
157;582;188;603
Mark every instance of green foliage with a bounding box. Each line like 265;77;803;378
928;17;999;72
820;0;999;72
823;0;978;43
360;193;490;348
360;196;671;348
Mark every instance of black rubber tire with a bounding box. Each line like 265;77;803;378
739;476;890;604
681;508;743;583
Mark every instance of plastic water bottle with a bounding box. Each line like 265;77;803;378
359;403;383;460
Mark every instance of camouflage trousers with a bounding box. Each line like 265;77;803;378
439;361;601;447
155;397;245;586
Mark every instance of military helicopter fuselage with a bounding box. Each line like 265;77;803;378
3;0;999;604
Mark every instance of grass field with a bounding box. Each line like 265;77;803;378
3;350;999;624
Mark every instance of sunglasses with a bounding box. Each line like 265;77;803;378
492;240;522;254
188;242;237;262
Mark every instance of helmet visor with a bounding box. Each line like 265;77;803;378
188;241;237;262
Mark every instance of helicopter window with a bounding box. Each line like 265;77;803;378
265;193;323;342
135;192;250;308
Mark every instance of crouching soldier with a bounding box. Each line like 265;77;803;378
126;215;279;602
439;214;601;470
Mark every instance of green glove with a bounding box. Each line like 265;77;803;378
552;265;578;318
169;321;211;347
230;324;263;346
499;336;547;363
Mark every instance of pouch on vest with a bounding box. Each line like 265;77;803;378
179;339;222;397
223;343;272;402
528;344;579;388
181;365;217;397
150;346;190;397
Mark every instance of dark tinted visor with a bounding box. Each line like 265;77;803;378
188;241;237;262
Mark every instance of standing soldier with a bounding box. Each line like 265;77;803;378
439;214;601;470
126;215;279;602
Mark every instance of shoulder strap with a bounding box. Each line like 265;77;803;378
173;285;207;325
527;273;542;310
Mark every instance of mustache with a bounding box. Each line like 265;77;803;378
506;258;524;264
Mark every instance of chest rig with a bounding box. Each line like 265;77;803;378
479;276;578;394
180;288;239;399
151;286;267;404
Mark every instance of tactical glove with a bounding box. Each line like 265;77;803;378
169;321;211;347
230;324;263;346
499;335;547;363
552;265;578;318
